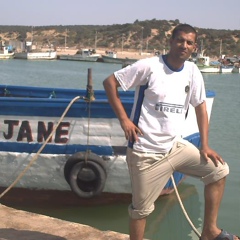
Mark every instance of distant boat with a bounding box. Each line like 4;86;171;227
194;40;239;73
59;49;100;62
199;64;237;73
27;51;57;60
193;54;238;73
220;65;235;73
14;26;57;60
199;66;220;73
0;47;15;59
102;51;137;65
15;50;57;60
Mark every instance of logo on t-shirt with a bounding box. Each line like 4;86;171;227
185;85;190;93
155;102;183;114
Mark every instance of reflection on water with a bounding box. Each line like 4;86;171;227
145;183;201;240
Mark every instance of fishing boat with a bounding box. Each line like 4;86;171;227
199;67;220;73
195;41;238;73
199;64;237;73
27;50;57;60
0;47;15;59
0;69;215;204
59;49;100;62
14;50;57;60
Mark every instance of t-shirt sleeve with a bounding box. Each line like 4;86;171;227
114;58;153;91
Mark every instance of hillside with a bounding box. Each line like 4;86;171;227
0;19;239;58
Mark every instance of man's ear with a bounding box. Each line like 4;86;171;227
194;43;198;51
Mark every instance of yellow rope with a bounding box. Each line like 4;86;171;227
0;95;85;199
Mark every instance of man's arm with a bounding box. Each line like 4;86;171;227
195;101;224;166
103;74;142;142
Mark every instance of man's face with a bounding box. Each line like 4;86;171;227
170;31;197;61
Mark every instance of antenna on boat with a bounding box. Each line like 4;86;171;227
85;68;95;102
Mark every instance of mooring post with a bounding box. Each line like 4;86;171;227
86;68;95;102
87;68;93;87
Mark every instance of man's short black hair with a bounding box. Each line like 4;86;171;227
172;24;198;42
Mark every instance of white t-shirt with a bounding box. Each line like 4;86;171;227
114;55;206;153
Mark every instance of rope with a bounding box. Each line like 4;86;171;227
0;95;85;199
171;174;201;238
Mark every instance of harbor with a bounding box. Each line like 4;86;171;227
0;60;239;239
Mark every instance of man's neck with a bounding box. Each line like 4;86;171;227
163;54;185;71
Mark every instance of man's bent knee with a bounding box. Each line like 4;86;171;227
202;162;229;185
128;204;154;219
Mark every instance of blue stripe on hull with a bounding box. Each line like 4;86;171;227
0;99;133;118
0;142;114;155
0;133;200;156
0;85;215;118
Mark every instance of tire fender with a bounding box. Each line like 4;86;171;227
64;152;107;198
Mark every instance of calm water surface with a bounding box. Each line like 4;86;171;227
0;59;240;239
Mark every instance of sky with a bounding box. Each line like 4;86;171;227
0;0;239;30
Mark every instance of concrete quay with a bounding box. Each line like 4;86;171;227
0;204;129;240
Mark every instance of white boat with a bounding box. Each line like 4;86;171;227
199;66;221;73
15;51;57;60
220;65;234;73
27;51;57;60
194;46;238;74
200;65;236;73
59;49;100;62
0;47;15;59
0;72;215;203
193;54;220;73
195;55;236;74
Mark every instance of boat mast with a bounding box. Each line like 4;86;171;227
200;39;203;57
94;31;97;50
31;26;34;43
65;28;68;51
140;27;144;55
219;39;222;59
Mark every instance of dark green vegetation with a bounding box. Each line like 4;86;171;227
0;19;239;58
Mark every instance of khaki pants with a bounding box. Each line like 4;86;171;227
126;138;229;219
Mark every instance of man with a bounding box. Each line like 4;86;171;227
103;24;238;240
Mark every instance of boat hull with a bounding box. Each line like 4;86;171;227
200;65;237;73
102;55;137;65
200;66;220;73
221;66;234;73
59;54;99;62
0;52;15;59
0;85;215;201
27;51;57;60
15;51;57;60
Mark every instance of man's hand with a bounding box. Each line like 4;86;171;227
200;147;224;167
120;118;143;143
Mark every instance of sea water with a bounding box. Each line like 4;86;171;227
0;59;239;239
